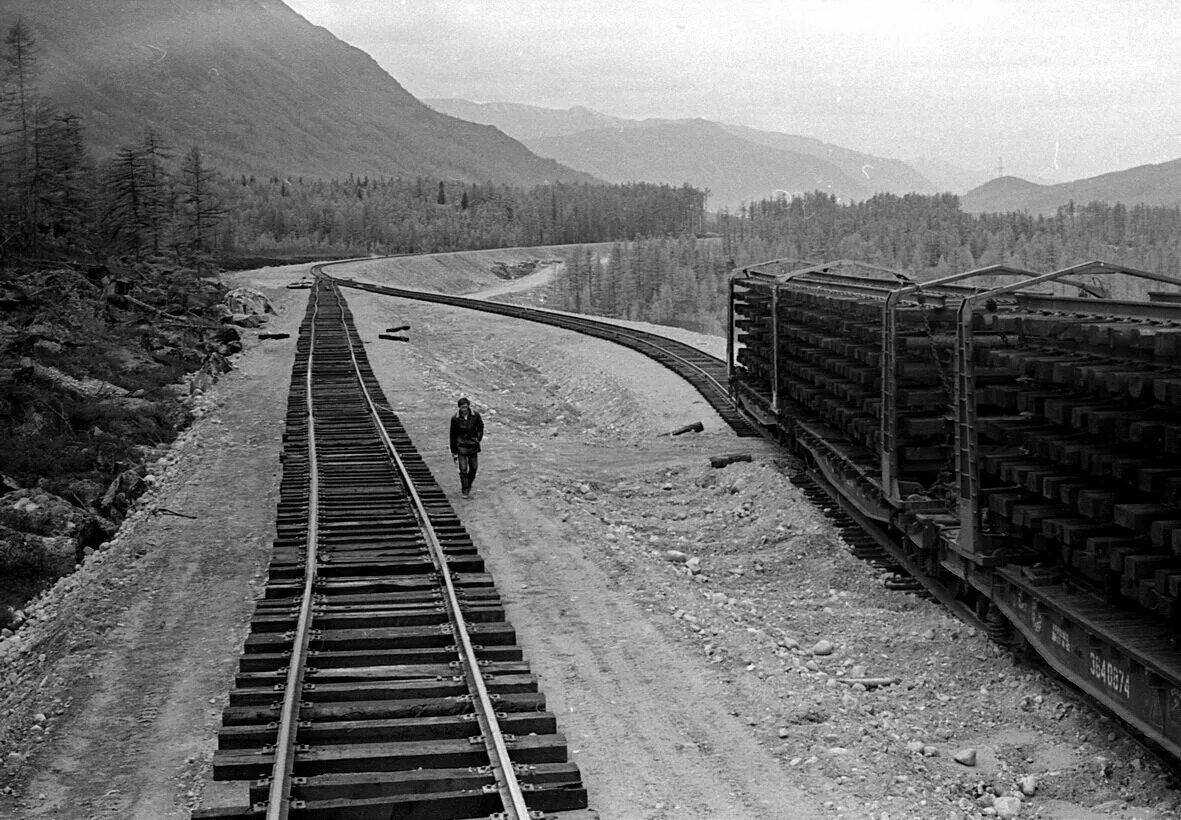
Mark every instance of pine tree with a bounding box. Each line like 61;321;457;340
138;129;173;256
177;145;225;265
101;144;150;261
0;20;45;255
38;111;94;252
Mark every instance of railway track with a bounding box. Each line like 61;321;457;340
194;280;586;819
317;262;761;438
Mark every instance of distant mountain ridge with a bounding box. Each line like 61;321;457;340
526;119;876;209
963;159;1181;214
1;0;595;184
426;98;944;207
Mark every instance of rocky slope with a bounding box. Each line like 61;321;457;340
0;263;273;627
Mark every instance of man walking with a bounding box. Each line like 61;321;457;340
449;397;484;497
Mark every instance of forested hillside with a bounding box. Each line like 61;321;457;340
546;192;1181;334
223;177;706;257
963;159;1181;215
0;0;592;184
0;18;705;269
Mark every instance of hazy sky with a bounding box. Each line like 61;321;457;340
282;0;1181;183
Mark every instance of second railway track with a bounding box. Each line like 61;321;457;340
195;280;586;819
323;265;762;439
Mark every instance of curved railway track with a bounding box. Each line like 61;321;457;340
195;280;586;819
317;256;1181;773
317;261;760;438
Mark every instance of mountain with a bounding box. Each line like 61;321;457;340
425;99;941;207
904;157;994;197
424;99;631;141
0;0;594;184
524;119;875;209
716;124;935;198
962;159;1181;214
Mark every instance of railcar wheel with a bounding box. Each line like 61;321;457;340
985;604;1013;646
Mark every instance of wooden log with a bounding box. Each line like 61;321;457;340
1011;503;1065;529
217;711;556;749
286;761;583;801
212;733;569;780
1113;503;1181;533
1137;467;1181;494
1123;553;1175;581
1150;520;1181;549
1076;489;1121;520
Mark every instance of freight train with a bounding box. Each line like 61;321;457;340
728;257;1181;756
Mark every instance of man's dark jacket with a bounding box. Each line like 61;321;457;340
450;410;484;455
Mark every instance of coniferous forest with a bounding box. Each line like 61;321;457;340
547;191;1181;334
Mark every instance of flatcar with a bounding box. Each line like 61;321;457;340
728;257;1181;757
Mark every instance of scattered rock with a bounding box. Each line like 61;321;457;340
954;748;978;766
811;639;834;656
993;795;1022;817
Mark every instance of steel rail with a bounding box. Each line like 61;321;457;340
321;278;532;818
341;276;729;388
264;283;323;820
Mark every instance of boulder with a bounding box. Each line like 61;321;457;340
0;523;77;575
224;287;275;316
100;469;148;518
811;639;835;656
0;489;115;545
993;795;1022;817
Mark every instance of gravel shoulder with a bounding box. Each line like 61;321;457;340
0;251;1178;820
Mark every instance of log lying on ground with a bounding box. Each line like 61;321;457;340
379;334;409;342
710;453;753;468
669;421;705;436
386;324;411;333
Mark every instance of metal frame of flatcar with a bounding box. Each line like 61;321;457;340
729;256;1181;759
946;260;1181;560
728;258;900;426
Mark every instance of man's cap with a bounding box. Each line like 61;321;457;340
457;397;470;407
